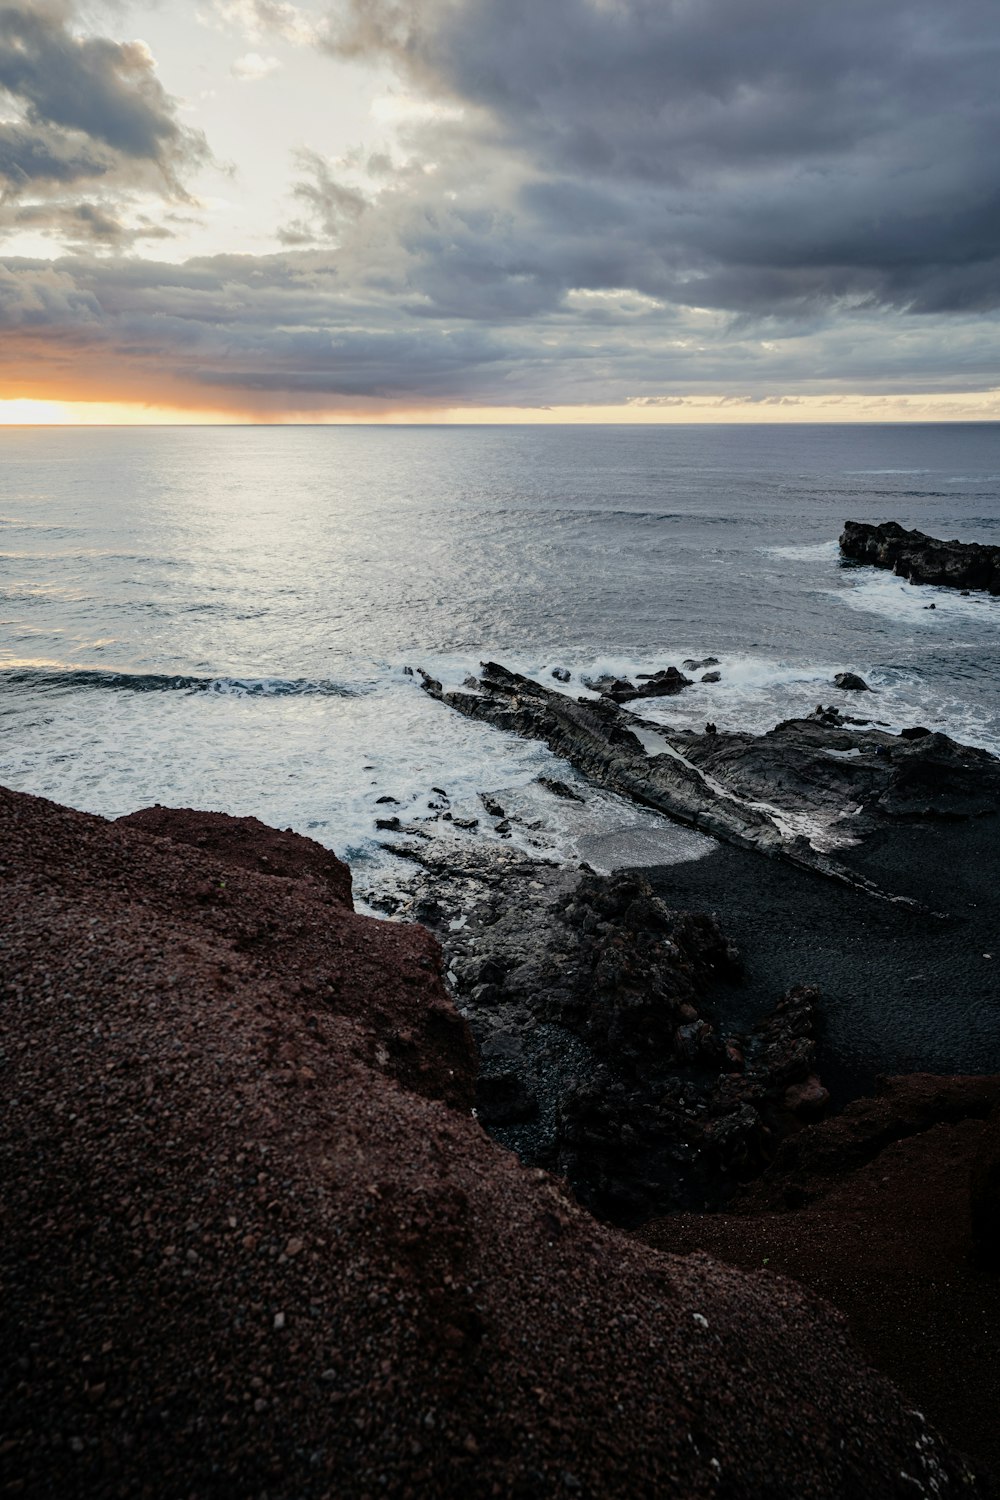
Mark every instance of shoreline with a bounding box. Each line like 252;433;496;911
643;813;1000;1101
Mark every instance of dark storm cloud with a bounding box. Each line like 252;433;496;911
3;249;1000;414
0;2;206;182
0;1;208;249
318;0;1000;316
6;0;1000;410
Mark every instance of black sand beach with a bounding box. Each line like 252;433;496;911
647;816;1000;1100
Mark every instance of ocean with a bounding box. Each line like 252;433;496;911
3;422;999;902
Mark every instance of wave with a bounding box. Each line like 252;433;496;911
0;667;366;698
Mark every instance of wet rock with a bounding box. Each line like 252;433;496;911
537;776;585;803
702;671;722;683
584;667;693;702
683;657;721;671
833;672;870;692
551;667;571;683
841;519;1000;595
419;661;1000;906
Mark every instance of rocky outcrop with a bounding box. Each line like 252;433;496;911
370;835;830;1224
583;665;693;702
840;519;1000;594
680;713;1000;826
419;663;1000;907
833;671;870;691
3;785;987;1498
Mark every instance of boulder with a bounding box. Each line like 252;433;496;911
833;671;870;692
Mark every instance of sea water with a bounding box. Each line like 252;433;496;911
3;423;999;896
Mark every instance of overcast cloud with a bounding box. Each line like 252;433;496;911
0;0;208;246
2;0;999;412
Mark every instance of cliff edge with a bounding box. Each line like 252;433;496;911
0;787;987;1498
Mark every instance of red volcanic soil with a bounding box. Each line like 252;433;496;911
638;1076;1000;1487
0;786;991;1498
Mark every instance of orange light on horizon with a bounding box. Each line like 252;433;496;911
0;399;256;426
1;393;1000;427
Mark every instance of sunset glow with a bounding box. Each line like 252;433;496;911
1;1;998;423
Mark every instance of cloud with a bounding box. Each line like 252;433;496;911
314;0;1000;318
0;0;209;249
210;0;319;47
0;198;174;247
5;0;1000;412
230;50;281;79
277;147;369;243
1;249;999;417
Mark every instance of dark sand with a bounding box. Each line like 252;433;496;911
646;814;1000;1099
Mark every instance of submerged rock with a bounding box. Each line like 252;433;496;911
840;519;1000;594
536;774;586;802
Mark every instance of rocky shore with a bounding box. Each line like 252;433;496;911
841;519;1000;594
417;660;1000;902
5;632;1000;1494
368;834;835;1226
6;785;993;1498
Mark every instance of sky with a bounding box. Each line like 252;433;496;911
2;0;1000;423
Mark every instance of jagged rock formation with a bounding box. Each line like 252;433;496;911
419;662;1000;905
2;786;988;1497
371;835;828;1225
678;715;1000;828
841;519;1000;594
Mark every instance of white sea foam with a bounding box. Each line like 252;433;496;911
836;572;1000;627
764;540;841;562
0;665;716;894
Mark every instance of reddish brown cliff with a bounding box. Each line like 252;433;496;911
0;787;988;1498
